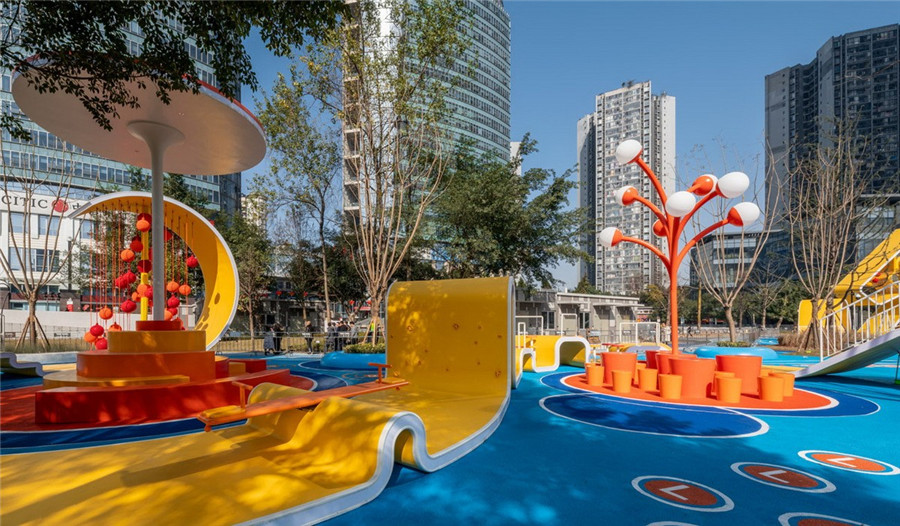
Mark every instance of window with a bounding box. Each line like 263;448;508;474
79;219;94;239
37;215;60;236
7;247;24;271
10;212;27;233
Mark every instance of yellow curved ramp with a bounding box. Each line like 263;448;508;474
0;277;513;525
70;192;238;349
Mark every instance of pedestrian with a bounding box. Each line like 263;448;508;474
263;326;275;356
326;322;337;352
304;319;313;352
273;323;283;354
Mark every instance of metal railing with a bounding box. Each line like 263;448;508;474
818;281;900;360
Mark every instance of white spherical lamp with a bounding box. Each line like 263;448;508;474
690;174;718;196
718;171;750;198
599;227;623;248
727;202;761;227
615;140;643;165
665;191;697;217
614;186;638;206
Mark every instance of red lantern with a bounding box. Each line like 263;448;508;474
178;284;192;296
349;300;355;306
95;337;108;350
164;229;173;241
120;299;137;313
186;255;199;268
99;307;113;320
89;323;104;337
164;310;174;321
113;277;123;289
167;296;180;308
131;292;140;302
84;331;97;343
142;286;153;300
130;237;143;253
166;280;179;293
137;212;151;222
108;323;122;332
120;249;135;262
136;260;152;273
136;283;149;296
136;219;151;232
276;290;283;297
125;271;137;284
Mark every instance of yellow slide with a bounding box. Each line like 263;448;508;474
799;228;900;330
0;277;512;525
515;335;591;387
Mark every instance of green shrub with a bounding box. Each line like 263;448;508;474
343;343;386;354
717;341;751;347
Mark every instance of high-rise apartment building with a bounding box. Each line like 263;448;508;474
342;0;511;216
765;24;900;260
1;20;242;215
579;81;676;296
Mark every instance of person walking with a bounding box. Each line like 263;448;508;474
303;319;313;353
273;323;283;354
263;326;275;356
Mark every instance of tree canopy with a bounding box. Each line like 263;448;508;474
1;1;345;138
434;136;586;288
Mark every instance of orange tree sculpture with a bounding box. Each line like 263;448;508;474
599;140;760;353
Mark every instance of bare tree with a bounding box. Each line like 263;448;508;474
255;67;341;326
782;120;895;347
1;135;87;349
296;0;471;342
690;146;777;342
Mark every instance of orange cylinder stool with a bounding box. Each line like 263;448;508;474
612;370;632;394
638;367;658;392
716;355;763;395
658;374;682;400
645;350;662;369
635;362;647;384
712;371;735;395
601;352;637;384
656;353;674;375
586;363;605;386
716;376;742;404
670;357;717;399
758;375;785;402
770;372;795;396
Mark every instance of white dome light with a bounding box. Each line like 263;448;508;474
665;191;697;217
691;174;718;196
614;186;638;206
718;171;750;198
599;227;623;248
615;140;643;165
728;202;761;227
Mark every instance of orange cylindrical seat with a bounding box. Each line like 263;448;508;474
758;375;785;402
716;355;763;395
659;374;682;400
586;363;605;386
612;370;632;394
770;372;795;397
638;367;658;391
712;371;735;395
670;357;717;399
645;350;662;369
601;352;637;384
716;376;742;404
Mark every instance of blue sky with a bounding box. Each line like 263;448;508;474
242;1;899;288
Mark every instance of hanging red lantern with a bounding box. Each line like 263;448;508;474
142;287;153;300
95;337;108;350
130;237;143;253
89;323;104;337
164;310;174;321
113;277;123;289
167;306;178;315
349;300;355;306
120;299;137;313
137;212;151;222
167;296;180;308
166;280;179;293
165;229;174;241
131;291;140;302
84;331;97;343
178;284;192;296
99;307;113;320
136;219;151;232
108;322;122;332
276;290;283;297
186;255;199;268
303;291;308;297
120;249;135;262
124;271;137;284
136;260;152;273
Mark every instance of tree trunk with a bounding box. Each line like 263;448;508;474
724;305;737;342
775;316;783;330
248;302;255;344
761;309;767;330
319;224;332;325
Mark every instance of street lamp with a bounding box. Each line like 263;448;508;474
600;139;760;354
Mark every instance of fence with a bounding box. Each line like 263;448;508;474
818;281;900;359
211;331;358;355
